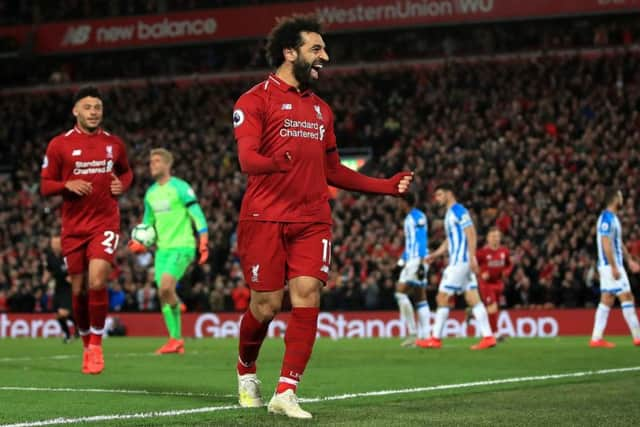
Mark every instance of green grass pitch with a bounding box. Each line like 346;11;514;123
0;337;638;426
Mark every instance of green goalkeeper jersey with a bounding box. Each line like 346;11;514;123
143;177;208;249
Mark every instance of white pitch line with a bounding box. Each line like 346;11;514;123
0;405;241;427
0;386;232;399
299;366;640;402
2;366;638;427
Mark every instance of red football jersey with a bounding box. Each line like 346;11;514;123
476;246;511;284
40;126;131;237
233;74;336;224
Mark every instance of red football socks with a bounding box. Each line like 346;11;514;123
72;292;90;347
237;309;270;375
277;307;319;394
88;287;108;347
489;312;498;335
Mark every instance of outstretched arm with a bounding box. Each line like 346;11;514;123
326;148;412;195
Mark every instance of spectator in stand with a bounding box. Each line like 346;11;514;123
137;281;157;312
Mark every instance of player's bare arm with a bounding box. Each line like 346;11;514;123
426;240;448;263
42;178;92;196
622;244;640;273
602;235;621;279
465;225;479;275
110;173;124;196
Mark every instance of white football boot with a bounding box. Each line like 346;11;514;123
237;373;264;407
267;389;312;419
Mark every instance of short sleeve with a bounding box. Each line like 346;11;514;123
453;205;473;229
233;91;264;140
599;216;612;236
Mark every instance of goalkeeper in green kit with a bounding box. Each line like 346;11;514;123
128;148;209;354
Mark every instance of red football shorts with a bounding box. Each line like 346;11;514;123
479;282;504;306
237;221;332;292
62;230;120;275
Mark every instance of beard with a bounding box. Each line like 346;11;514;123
80;117;100;132
293;56;316;91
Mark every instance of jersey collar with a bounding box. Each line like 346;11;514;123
74;125;103;136
268;73;312;97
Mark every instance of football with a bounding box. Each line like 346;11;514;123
131;223;156;247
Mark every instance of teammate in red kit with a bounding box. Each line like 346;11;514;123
40;86;132;375
233;17;413;419
476;228;512;339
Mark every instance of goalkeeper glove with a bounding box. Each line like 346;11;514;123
127;240;147;254
198;233;209;265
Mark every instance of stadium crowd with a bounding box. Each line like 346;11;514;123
1;49;640;313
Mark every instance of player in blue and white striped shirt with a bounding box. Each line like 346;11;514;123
394;193;431;347
416;183;496;350
590;188;640;348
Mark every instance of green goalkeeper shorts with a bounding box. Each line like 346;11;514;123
154;248;195;285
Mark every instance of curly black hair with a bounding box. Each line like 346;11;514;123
72;85;102;104
266;16;323;68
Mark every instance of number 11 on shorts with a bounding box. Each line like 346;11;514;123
322;238;332;264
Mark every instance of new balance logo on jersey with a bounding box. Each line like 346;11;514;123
72;149;82;156
281;103;292;110
251;264;260;283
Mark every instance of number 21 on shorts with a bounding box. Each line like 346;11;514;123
102;231;120;254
